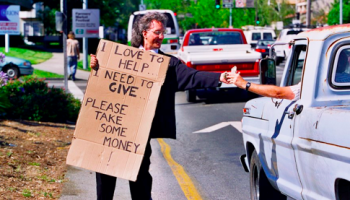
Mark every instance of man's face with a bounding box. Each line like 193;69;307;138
142;20;165;50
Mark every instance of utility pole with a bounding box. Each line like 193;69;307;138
306;0;311;27
83;0;88;69
340;0;343;24
229;8;232;27
61;0;68;91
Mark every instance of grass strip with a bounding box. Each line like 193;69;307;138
32;69;64;78
0;47;52;64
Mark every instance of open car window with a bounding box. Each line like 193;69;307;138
286;45;306;86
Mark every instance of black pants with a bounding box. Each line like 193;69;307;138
96;141;152;200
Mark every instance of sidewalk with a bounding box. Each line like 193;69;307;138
33;53;89;101
33;53;133;199
33;53;178;199
33;52;91;81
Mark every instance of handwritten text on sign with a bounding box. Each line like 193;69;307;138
80;41;169;154
67;40;169;181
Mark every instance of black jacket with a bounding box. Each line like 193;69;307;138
149;51;220;139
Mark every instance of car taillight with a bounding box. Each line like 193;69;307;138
254;59;260;70
195;63;255;71
255;49;266;53
168;39;178;44
186;62;195;68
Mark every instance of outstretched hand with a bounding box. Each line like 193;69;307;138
227;71;247;89
220;72;236;84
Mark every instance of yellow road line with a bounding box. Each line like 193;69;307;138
157;139;203;200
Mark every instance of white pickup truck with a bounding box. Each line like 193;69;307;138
177;28;261;102
240;24;350;200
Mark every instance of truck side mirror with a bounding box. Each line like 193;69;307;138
260;58;276;85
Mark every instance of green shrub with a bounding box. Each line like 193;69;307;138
1;76;81;122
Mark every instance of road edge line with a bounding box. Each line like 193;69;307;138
157;139;203;200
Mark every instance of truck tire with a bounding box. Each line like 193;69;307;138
186;89;196;102
250;150;286;200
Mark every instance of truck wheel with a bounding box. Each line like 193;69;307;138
186;89;196;102
6;66;19;79
250;150;286;200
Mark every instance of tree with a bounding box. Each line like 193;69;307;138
145;0;255;31
37;6;58;35
255;0;295;27
33;0;138;34
328;0;350;25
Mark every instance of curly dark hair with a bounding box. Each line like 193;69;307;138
131;12;168;48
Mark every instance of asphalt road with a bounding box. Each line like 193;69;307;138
53;63;286;200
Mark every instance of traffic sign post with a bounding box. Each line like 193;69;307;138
139;4;146;11
222;0;234;27
235;0;255;8
72;9;100;38
223;0;233;8
235;0;244;8
0;5;20;53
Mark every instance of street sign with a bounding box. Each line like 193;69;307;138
139;4;146;11
72;9;100;38
235;0;244;8
235;0;254;8
223;0;234;8
246;0;255;8
0;5;19;35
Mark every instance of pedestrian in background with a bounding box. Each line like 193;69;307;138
90;12;234;200
67;31;80;81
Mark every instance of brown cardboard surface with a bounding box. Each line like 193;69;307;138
66;40;170;181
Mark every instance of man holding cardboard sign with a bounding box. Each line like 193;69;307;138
89;12;233;200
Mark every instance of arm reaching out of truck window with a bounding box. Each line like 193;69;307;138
228;71;300;100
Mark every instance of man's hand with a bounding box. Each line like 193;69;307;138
90;54;99;70
220;72;235;84
227;71;247;89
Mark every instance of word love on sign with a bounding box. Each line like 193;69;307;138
66;40;170;181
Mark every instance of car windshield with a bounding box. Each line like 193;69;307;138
257;40;274;46
263;33;273;40
188;31;243;46
252;32;261;40
287;30;303;35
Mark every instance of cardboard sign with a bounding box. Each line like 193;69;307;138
66;40;169;181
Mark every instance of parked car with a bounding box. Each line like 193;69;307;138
273;28;309;65
0;56;34;79
255;39;275;59
177;28;261;102
244;28;276;49
240;24;350;200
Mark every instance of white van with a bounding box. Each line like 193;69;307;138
127;10;180;54
273;28;309;64
244;28;276;49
